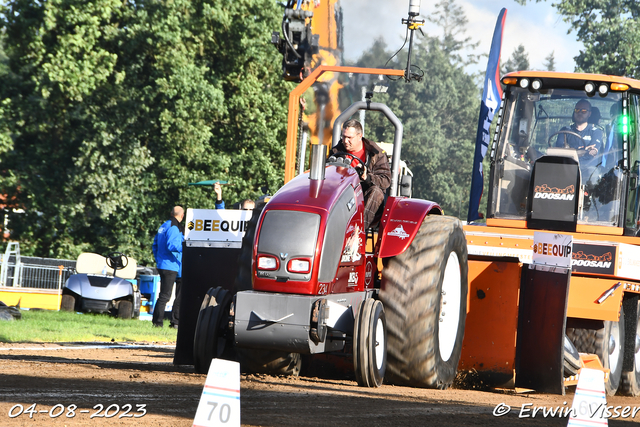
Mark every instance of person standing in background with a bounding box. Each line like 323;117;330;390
214;182;225;209
152;206;184;328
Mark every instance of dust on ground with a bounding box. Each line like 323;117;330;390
0;342;637;426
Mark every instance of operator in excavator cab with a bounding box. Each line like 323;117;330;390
330;119;391;229
557;100;604;162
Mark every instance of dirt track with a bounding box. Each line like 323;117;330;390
0;342;638;426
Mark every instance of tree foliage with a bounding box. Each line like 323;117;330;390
544;51;556;71
353;7;480;217
515;0;640;77
0;0;291;263
502;44;530;74
427;0;480;67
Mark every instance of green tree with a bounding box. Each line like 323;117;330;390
502;44;530;74
355;38;479;217
544;50;556;71
515;0;640;77
0;34;11;157
428;0;480;67
0;0;290;262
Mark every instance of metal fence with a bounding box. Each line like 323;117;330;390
0;254;76;290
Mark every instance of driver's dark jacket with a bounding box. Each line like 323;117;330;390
331;138;392;193
557;123;604;162
152;217;184;273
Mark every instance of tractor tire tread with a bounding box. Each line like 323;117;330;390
380;215;468;389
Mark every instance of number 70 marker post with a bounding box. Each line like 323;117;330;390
193;359;241;427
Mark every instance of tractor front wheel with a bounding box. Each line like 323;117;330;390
353;298;386;387
380;215;468;389
193;287;234;374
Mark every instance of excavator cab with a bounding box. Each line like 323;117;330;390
464;72;640;396
487;74;634;234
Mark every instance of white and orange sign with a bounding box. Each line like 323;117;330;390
532;232;573;268
185;208;253;242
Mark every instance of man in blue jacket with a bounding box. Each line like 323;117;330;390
152;206;185;328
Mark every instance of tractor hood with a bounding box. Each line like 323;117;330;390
252;164;364;295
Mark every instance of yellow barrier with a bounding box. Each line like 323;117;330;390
0;287;61;311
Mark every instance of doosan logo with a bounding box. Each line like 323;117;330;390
534;184;575;201
572;250;613;269
572;259;612;268
534;193;575;201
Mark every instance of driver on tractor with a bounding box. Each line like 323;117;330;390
330;119;391;229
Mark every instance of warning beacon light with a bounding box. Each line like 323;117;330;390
408;0;421;16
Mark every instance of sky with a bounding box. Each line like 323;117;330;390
340;0;583;75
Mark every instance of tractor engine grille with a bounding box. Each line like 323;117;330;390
257;210;320;282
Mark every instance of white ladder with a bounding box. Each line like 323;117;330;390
0;242;21;287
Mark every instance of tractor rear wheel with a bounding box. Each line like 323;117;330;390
60;294;76;312
237;349;302;376
567;315;625;396
117;300;133;319
193;287;234;374
353;298;386;387
620;297;640;396
379;215;468;389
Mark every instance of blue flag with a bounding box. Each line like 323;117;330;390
467;8;507;223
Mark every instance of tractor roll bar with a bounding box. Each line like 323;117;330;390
332;101;403;197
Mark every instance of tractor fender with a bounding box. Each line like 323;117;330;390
377;197;443;258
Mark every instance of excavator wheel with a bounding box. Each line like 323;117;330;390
567;314;625;396
353;298;386;387
563;335;581;377
620;297;640;396
193;286;234;374
380;215;468;389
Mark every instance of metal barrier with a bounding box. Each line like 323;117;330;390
19;264;74;290
0;244;75;289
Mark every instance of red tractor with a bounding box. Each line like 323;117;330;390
192;67;468;388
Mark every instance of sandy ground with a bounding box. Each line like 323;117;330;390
0;342;638;426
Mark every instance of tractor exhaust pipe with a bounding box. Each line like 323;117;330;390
309;143;327;181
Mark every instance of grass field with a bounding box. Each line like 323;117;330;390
0;309;178;343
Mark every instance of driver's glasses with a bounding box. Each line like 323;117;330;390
574;108;590;114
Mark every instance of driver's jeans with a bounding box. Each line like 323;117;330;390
153;268;178;327
363;185;385;229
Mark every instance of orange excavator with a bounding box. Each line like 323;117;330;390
271;0;344;162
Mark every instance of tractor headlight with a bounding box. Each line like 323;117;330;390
287;259;311;274
257;255;278;271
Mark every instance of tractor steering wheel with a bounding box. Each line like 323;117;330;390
329;151;366;173
548;130;586;156
106;252;129;271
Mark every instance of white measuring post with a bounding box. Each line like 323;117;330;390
567;368;607;427
192;359;241;427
